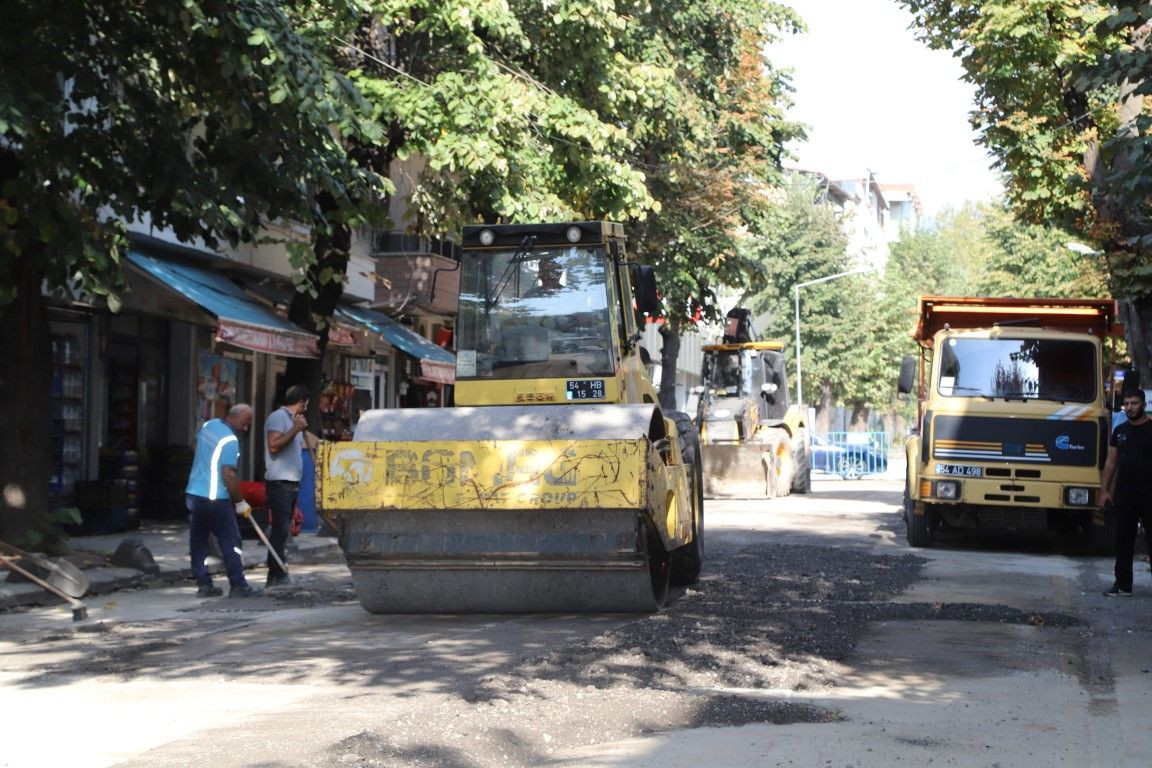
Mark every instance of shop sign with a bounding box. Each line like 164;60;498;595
327;324;357;347
216;321;318;358
421;360;456;384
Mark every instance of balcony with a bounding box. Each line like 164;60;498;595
369;231;460;316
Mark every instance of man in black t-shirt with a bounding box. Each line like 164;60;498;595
1100;389;1152;596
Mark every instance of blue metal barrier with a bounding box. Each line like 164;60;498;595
809;431;889;479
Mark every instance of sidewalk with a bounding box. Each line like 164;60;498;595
0;521;343;612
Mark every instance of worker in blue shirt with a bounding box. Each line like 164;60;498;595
185;403;261;597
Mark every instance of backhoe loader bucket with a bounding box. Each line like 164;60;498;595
702;443;775;498
317;404;696;613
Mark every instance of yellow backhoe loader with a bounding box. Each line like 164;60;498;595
316;222;703;613
693;308;811;498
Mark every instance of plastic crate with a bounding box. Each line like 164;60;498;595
73;479;131;511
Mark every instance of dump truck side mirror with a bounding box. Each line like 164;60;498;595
897;356;916;395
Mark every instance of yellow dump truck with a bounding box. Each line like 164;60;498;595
317;222;703;612
693;307;811;498
897;296;1121;550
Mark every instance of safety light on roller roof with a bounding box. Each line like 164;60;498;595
479;228;495;246
566;226;582;243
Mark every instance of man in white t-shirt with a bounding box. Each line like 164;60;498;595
263;384;309;587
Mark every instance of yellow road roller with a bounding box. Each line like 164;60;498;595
316;222;703;612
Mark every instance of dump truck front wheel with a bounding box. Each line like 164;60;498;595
904;484;935;547
670;411;704;585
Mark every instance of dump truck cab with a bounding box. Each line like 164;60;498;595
898;296;1120;550
316;222;703;613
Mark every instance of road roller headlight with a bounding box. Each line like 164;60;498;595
1064;487;1092;506
566;225;582;243
479;228;495;246
934;480;960;500
710;408;732;419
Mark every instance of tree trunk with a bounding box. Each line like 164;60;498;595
657;320;680;412
285;200;351;429
849;404;870;432
1119;298;1152;386
815;384;834;433
0;255;54;546
1079;28;1152;378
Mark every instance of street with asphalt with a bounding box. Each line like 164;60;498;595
3;474;1152;768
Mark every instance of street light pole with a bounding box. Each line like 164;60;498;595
792;266;877;406
794;282;802;406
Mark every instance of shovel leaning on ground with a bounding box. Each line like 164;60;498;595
0;551;88;621
0;539;89;598
246;515;289;575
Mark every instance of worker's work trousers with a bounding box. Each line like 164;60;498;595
187;494;247;588
1112;492;1152;591
264;480;298;579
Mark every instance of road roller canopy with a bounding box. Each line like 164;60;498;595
456;226;626;382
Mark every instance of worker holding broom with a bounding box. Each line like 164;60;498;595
185;403;262;598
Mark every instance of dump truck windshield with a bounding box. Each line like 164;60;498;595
936;336;1097;402
455;245;614;379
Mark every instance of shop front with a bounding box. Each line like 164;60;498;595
333;303;456;413
50;245;455;534
49;248;323;533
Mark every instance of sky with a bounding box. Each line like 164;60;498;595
772;0;1004;217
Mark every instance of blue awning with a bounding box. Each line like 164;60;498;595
127;251;319;358
334;303;455;383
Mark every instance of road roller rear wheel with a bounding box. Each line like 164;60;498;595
670;411;704;585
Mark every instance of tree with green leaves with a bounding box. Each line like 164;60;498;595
281;0;664;407
320;1;805;413
749;190;1109;431
899;0;1152;377
749;175;861;420
616;3;806;409
878;202;1111;423
0;1;383;544
975;204;1110;297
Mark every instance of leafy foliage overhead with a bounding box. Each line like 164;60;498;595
347;1;804;329
0;0;385;305
898;1;1152;376
621;2;807;327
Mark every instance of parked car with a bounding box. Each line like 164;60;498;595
810;433;888;479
